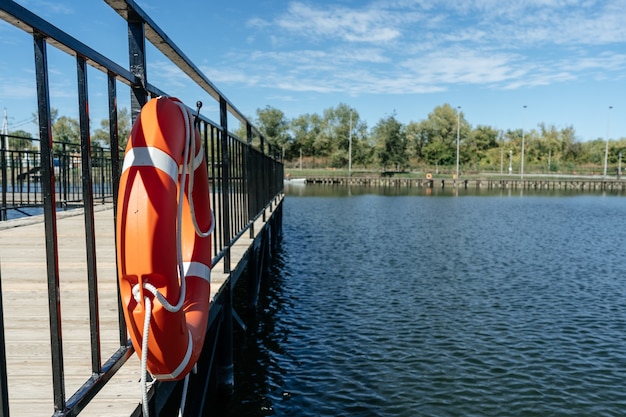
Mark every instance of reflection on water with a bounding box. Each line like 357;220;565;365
219;185;626;417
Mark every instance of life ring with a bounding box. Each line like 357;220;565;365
426;173;432;179
116;96;213;381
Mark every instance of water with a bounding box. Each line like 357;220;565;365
223;185;626;417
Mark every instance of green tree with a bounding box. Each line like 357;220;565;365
372;114;407;171
256;106;291;156
422;138;451;172
351;134;376;169
320;104;368;168
465;125;499;168
226;101;626;173
561;126;581;163
346;111;371;169
92;107;132;150
536;123;563;171
405;121;427;162
6;129;34;150
32;108;59;128
290;113;323;159
52;116;80;152
324;104;354;150
420;104;459;168
313;104;350;161
611;138;626;165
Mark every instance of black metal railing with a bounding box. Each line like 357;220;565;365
0;0;283;416
0;135;117;220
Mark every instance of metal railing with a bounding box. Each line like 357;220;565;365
0;135;116;220
0;0;283;415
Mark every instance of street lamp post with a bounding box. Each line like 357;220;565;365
456;106;461;179
521;105;527;179
603;106;612;178
348;110;353;176
499;130;504;175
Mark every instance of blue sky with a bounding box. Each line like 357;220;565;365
1;0;625;142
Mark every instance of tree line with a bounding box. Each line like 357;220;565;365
245;103;626;175
5;108;132;153
5;104;625;175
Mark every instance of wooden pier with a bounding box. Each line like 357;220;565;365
0;197;283;416
305;176;626;191
0;1;285;414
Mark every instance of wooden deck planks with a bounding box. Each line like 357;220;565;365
0;198;280;416
1;205;140;416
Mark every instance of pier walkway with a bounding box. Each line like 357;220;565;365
0;199;281;416
0;0;285;415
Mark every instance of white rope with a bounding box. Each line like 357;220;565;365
140;296;152;417
178;374;190;417
134;98;214;417
179;103;214;238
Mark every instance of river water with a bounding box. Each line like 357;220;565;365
221;185;626;417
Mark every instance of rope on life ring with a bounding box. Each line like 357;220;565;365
426;173;433;179
116;96;214;416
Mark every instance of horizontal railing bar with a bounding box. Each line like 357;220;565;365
1;0;284;415
104;0;262;137
0;1;139;87
53;346;134;417
209;190;282;270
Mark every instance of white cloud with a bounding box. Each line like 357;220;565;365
226;0;626;98
554;52;626;84
149;61;194;89
0;80;36;99
273;2;413;43
18;0;74;15
206;67;262;87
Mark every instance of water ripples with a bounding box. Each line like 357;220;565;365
226;193;626;417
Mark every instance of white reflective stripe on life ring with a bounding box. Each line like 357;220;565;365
183;261;211;284
121;146;179;185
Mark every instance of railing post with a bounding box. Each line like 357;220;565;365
107;71;128;346
220;97;231;273
260;137;267;222
34;30;66;413
246;123;254;239
127;8;148;122
216;96;234;397
99;147;105;202
1;134;6;221
77;55;102;374
0;265;9;417
60;142;67;204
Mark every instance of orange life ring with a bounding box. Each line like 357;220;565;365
116;96;213;381
426;173;432;179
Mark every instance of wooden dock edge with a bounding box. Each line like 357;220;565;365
304;176;626;191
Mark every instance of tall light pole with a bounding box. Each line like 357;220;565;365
456;106;461;179
500;131;504;175
603;106;612;178
348;110;353;176
521;105;527;179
